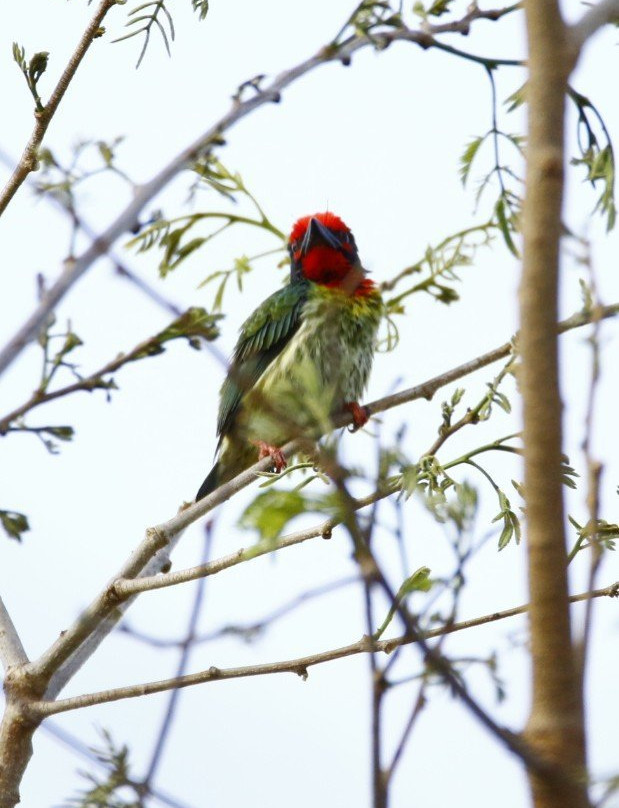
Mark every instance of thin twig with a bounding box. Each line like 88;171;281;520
0;318;214;435
120;576;359;647
0;0;118;217
143;525;213;787
386;684;427;781
578;250;606;682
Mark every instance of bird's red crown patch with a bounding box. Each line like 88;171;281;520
289;211;349;243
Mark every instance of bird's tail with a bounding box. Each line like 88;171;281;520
195;462;220;502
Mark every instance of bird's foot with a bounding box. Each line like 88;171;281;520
253;440;288;472
345;401;370;432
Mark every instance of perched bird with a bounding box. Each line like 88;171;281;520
196;211;382;501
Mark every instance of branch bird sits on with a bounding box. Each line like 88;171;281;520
196;212;383;501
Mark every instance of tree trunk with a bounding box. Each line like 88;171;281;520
520;3;589;807
0;701;38;808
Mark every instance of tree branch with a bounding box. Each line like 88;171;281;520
120;576;358;647
26;582;618;719
0;311;218;435
112;491;383;598
143;528;212;789
0;0;118;217
569;0;619;56
0;596;28;671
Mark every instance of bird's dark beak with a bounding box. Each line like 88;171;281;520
301;217;345;255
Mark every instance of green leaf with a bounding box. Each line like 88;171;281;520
459;136;484;186
426;0;454;16
45;425;74;442
494;197;520;257
59;331;83;356
497;518;513;550
192;0;209;19
560;456;579;490
28;51;49;86
504;82;527;113
492;390;511;413
373;566;433;639
447;481;478;533
13;42;49;111
402;566;433;593
1;509;30;542
238;489;309;542
156;306;221;345
451;387;465;407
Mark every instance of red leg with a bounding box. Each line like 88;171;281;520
344;401;370;432
252;440;288;472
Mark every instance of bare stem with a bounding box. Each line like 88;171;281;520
0;0;118;217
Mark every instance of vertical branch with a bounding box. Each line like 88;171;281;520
142;525;213;789
365;448;388;808
0;598;34;808
364;583;387;808
520;3;589;807
0;596;28;671
579;254;604;679
0;704;39;808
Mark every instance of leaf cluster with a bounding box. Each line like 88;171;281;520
239;486;340;544
62;729;143;808
332;0;403;48
0;307;219;541
412;0;456;21
568;87;617;231
568;515;619;562
459;96;524;258
113;0;210;67
128;159;285;282
381;222;497;345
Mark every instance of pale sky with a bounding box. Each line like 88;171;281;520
0;2;618;807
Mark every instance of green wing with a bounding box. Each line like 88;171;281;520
216;281;309;443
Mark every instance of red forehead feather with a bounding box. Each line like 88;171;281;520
289;211;350;242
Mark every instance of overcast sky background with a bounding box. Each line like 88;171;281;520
0;1;618;806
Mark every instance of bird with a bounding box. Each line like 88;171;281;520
195;211;383;501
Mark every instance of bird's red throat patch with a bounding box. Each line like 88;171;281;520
301;248;376;296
